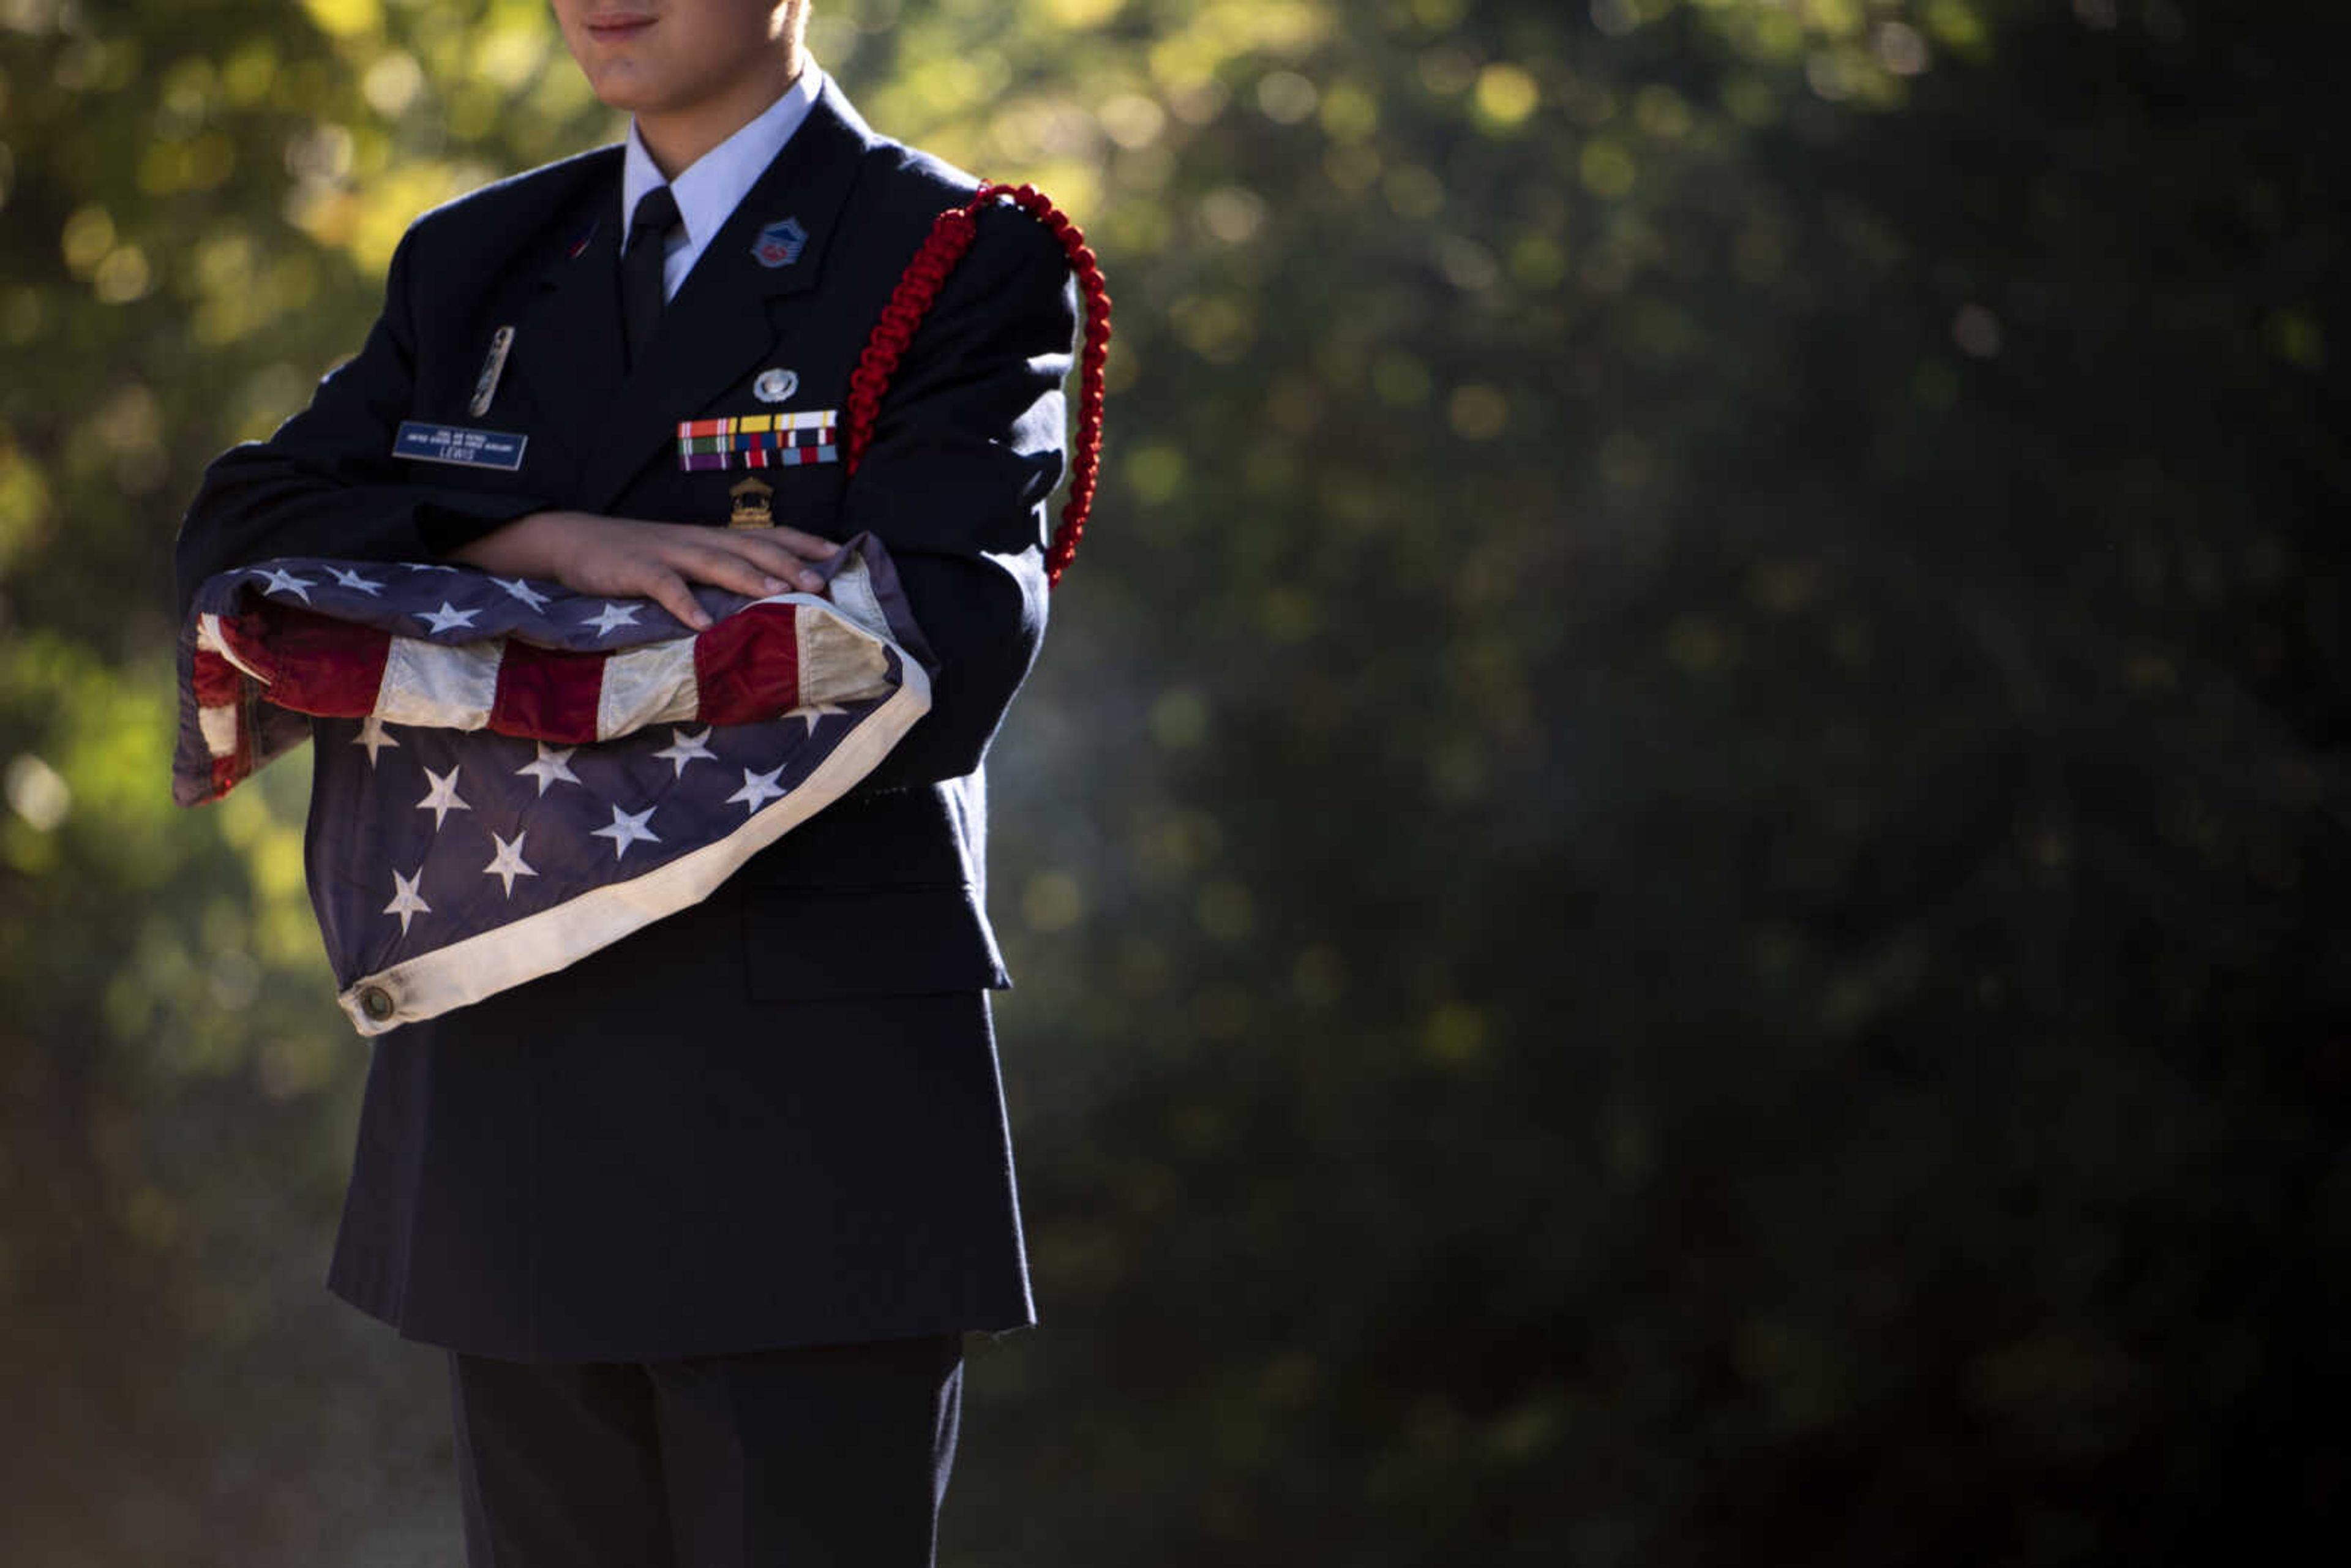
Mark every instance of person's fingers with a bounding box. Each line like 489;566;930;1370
612;516;833;553
763;525;841;560
703;528;836;586
669;542;800;599
634;566;711;632
560;520;832;607
730;539;828;595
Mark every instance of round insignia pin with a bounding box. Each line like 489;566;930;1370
753;368;800;404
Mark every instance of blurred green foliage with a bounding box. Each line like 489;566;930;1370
2;0;2345;1562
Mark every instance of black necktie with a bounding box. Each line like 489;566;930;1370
621;185;681;367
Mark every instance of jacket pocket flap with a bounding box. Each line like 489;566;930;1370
740;884;1010;1001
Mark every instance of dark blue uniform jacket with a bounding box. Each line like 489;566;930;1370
173;76;1074;1360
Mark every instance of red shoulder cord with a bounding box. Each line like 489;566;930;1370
842;182;1113;590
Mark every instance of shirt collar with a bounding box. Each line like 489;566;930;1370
620;61;826;251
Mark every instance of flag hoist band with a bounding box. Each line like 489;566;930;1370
171;186;1112;1035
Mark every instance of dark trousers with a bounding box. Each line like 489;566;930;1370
446;1334;965;1567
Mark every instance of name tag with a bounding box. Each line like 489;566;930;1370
394;421;528;471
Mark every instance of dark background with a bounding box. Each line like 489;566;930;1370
2;1;2344;1562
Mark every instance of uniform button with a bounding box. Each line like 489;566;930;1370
359;986;395;1022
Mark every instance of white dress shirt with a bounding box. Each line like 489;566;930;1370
620;61;827;302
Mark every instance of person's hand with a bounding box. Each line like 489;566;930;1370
448;510;840;630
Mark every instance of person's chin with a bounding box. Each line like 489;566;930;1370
581;61;662;112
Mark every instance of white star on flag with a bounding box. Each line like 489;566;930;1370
416;765;472;828
727;764;787;815
517;742;582;796
654;726;718;777
250;566;313;602
584;601;642;637
591;803;661;860
384;867;430;934
353;715;400;764
416;601;481;635
787;700;849;735
483;831;538;897
327;567;384;595
493;576;552;610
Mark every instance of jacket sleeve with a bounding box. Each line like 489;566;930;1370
834;206;1080;796
171;221;553;624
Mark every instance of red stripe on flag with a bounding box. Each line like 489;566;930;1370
234;606;393;716
693;602;802;724
491;639;606;743
190;647;244;708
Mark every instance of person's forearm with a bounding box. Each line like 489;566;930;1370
442;509;574;577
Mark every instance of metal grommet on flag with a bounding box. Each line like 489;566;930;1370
359;985;396;1023
844;182;1112;589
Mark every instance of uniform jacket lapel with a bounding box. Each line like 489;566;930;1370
575;78;881;514
499;162;627;498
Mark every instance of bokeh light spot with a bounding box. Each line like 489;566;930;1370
1633;84;1691;140
1952;302;2003;358
1292;946;1344;1008
361;51;424;116
1024;870;1086;932
1449;384;1510;440
1151;688;1210;749
1195;879;1256;941
92;246;153;304
1318;80;1378;142
1126;443;1185;505
1579;140;1637;198
1257;70;1319;125
60;206;114;275
1383;164;1445;219
1875;20;1932;75
1473;64;1540;130
1097;92;1166;149
1200;186;1267;244
1423;1002;1486;1064
4;753;71;832
299;0;381;39
1374;351;1433;407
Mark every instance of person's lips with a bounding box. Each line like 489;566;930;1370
583;13;656;45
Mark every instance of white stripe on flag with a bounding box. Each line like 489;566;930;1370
198;703;241;760
376;636;500;730
598;639;700;740
798;599;893;707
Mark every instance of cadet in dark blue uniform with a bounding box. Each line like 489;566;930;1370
173;2;1081;1561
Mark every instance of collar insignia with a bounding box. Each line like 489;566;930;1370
752;216;809;269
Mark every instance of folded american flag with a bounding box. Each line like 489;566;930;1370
173;532;934;1035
